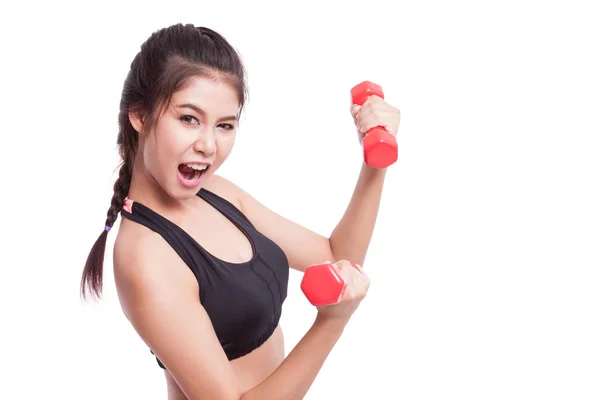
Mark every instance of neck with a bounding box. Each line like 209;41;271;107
127;154;188;214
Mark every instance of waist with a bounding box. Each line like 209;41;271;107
231;324;286;391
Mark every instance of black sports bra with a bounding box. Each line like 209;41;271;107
120;187;290;369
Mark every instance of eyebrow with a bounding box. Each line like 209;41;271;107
176;103;238;122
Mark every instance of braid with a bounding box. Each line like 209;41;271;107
105;159;132;230
80;156;133;301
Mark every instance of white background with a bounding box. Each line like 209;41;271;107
1;0;599;399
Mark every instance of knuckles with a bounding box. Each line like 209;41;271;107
334;259;352;268
356;98;400;121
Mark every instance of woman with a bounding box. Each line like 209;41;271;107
81;23;400;399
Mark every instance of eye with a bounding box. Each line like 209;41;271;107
180;115;200;125
218;123;235;131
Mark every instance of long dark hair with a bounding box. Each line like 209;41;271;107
80;23;247;300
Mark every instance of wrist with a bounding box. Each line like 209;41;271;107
359;162;388;185
314;313;349;333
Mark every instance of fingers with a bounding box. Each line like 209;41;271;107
331;260;367;279
352;263;366;276
332;259;351;269
352;95;400;135
350;263;370;292
335;260;370;302
350;104;361;121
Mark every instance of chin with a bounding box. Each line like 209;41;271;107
169;168;211;199
169;188;200;201
168;182;203;200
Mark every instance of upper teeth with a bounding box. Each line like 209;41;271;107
187;163;207;171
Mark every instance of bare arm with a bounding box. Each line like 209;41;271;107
114;233;361;400
210;94;399;271
242;315;346;400
329;165;387;266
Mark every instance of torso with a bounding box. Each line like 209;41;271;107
117;175;288;398
169;185;254;264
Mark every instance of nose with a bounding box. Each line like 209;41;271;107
193;126;217;157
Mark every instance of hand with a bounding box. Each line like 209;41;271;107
315;260;371;321
350;95;401;144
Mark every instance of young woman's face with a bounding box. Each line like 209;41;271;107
137;76;240;200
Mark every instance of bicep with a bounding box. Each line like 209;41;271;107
114;238;244;400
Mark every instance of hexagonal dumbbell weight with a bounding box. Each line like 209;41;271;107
300;262;365;306
350;80;398;169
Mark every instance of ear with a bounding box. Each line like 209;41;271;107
128;109;145;134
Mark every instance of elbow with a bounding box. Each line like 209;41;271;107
329;237;365;265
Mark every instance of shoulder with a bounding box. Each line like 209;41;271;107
203;173;246;210
204;174;270;226
113;219;198;320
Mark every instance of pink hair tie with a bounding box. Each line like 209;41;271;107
123;198;133;213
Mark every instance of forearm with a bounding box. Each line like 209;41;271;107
241;316;347;400
329;164;387;266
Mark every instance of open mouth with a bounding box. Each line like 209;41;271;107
178;163;208;185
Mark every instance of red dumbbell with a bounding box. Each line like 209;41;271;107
300;262;365;306
350;81;398;169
